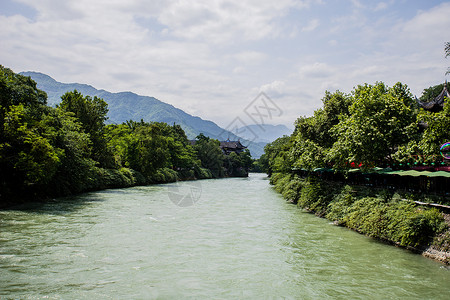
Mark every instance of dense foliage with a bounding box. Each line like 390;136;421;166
265;81;449;171
264;80;449;252
271;173;446;250
0;66;252;207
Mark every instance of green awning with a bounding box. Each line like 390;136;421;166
383;170;450;177
309;167;450;178
426;171;450;178
402;170;432;177
383;170;430;177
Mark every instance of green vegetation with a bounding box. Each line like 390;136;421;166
20;71;268;158
0;66;252;207
264;80;450;254
265;81;450;171
271;173;446;249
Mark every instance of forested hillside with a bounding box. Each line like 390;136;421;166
21;72;267;157
0;66;252;207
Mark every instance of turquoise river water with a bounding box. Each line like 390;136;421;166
1;173;449;299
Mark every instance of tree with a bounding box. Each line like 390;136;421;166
42;107;95;195
328;82;417;169
0;67;62;202
223;149;252;177
58;90;113;167
264;135;292;175
415;100;450;164
194;137;224;178
1;104;61;186
289;90;351;170
1;66;47;140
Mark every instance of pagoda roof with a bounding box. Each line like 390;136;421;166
418;81;450;112
220;140;246;150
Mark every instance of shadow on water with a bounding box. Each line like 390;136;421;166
2;184;168;215
2;190;118;215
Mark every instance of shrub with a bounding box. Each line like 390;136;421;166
273;173;292;194
343;197;446;247
399;208;446;247
149;167;179;183
298;176;337;216
269;172;286;185
327;185;357;223
282;175;304;203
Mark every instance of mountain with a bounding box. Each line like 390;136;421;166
21;72;267;157
235;124;293;144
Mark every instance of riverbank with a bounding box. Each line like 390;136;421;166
0;166;250;209
270;172;450;265
422;213;450;264
0;166;203;209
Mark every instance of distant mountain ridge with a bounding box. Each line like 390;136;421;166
21;72;269;157
235;124;292;144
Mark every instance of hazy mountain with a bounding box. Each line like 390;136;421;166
235;124;293;144
21;71;267;157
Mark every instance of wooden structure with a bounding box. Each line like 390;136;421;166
220;140;247;155
418;81;450;112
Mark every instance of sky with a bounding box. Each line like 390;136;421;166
1;0;450;129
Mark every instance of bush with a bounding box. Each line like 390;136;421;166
400;208;447;247
177;169;196;180
194;165;213;179
269;172;286;185
149;167;179;183
298;176;337;216
273;173;292;194
270;174;448;248
282;175;304;203
326;185;357;223
343;197;446;247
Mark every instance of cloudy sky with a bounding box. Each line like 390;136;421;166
1;0;449;129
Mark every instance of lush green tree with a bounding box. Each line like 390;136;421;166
264;136;292;175
223;149;252;177
58;90;114;167
0;66;47;109
0;67;60;201
328;82;417;169
194;137;224;178
415;101;450;164
41;107;95;194
106;121;202;181
289;90;351;170
110;122;170;178
252;154;269;173
1;104;61;186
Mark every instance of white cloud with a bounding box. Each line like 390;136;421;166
299;62;334;78
374;2;388;12
259;80;286;96
234;51;268;64
1;0;449;128
301;19;319;32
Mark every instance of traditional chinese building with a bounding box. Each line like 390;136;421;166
417;81;450;112
220;140;247;155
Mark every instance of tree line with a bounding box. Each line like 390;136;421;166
261;81;450;174
258;80;450;255
0;66;252;207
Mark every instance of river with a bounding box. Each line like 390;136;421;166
1;173;449;299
